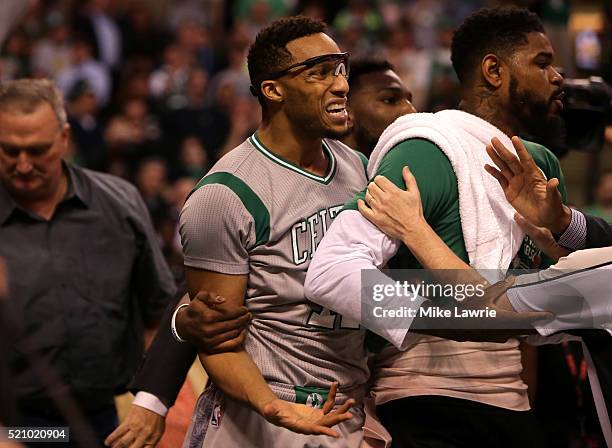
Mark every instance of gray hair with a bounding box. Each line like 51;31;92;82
0;78;67;128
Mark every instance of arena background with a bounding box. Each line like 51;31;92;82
1;0;611;446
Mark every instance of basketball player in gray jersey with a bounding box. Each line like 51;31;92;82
104;56;421;448
179;17;369;447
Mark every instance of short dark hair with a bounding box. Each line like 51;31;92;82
451;8;545;84
348;59;395;92
247;16;326;101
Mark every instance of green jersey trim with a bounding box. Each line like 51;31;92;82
249;133;337;184
192;172;270;246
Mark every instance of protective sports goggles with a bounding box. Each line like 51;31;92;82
250;52;350;97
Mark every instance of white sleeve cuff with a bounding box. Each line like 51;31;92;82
132;391;169;417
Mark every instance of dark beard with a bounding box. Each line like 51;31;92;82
509;76;568;158
520;114;568;158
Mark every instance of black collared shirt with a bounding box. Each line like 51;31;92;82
0;163;176;407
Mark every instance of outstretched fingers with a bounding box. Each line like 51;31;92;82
317;400;355;431
486;141;513;180
491;137;524;176
322;382;338;414
484;163;509;190
510;136;537;168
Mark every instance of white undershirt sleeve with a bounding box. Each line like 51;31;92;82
507;247;612;337
508;248;612;447
304;209;426;350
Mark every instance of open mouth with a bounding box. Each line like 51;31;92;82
325;103;347;123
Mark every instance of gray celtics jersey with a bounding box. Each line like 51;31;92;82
179;134;369;400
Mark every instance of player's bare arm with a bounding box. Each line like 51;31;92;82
186;267;355;438
175;291;251;354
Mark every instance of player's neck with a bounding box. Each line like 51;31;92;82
340;133;358;151
460;92;519;138
257;122;328;175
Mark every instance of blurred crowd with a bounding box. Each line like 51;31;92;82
1;0;611;278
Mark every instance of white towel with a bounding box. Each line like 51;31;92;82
368;109;524;275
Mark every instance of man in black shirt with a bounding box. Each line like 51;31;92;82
0;79;176;447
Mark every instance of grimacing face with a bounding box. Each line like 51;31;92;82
0;103;68;202
505;32;564;136
348;69;416;156
276;33;350;139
